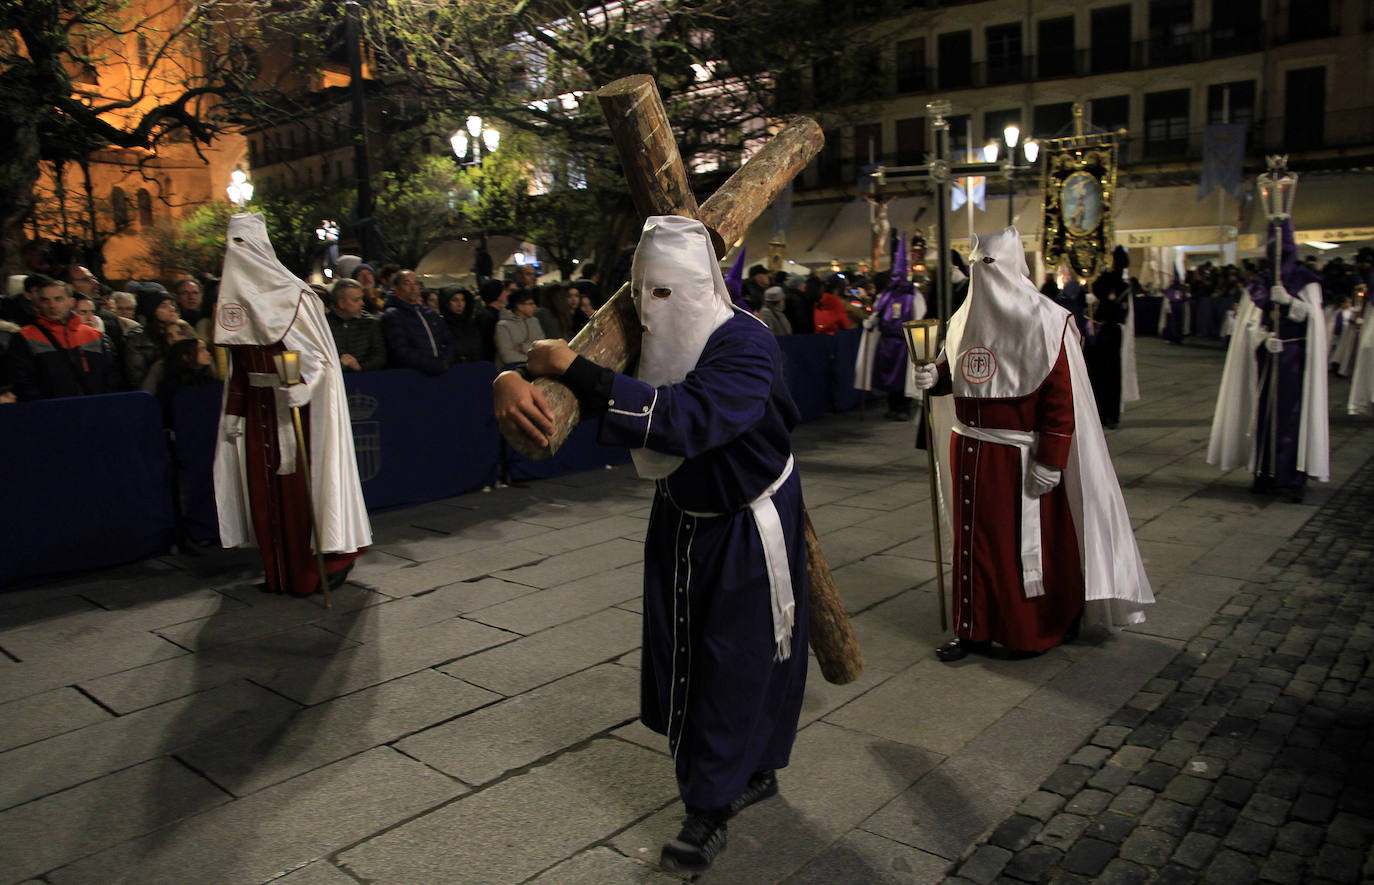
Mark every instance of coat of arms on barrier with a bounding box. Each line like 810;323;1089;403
348;392;381;483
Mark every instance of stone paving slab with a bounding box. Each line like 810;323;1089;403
46;748;463;885
0;686;111;753
397;663;640;785
179;669;499;796
0;679;297;811
438;607;641;696
253;615;513;705
338;739;676;884
785;828;954;884
0;629;188;705
464;562;643;635
0;756;229;881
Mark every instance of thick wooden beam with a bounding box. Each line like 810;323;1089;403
699;117;825;252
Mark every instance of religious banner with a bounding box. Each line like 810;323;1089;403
1041;136;1120;280
1198;123;1247;201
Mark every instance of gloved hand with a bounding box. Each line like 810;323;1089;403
1027;461;1062;497
1085;292;1099;305
912;363;939;390
863;314;879;331
1270;284;1292;305
281;383;311;410
1265;335;1285;354
1288;300;1309;323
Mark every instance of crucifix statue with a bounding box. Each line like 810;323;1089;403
496;74;862;685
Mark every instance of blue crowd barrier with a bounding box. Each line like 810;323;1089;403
6;333;883;587
1134;295;1163;337
0;392;176;587
508;417;631;482
778;333;834;422
174;364;504;539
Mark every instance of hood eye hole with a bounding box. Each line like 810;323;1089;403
233;237;245;243
981;256;995;264
651;287;672;299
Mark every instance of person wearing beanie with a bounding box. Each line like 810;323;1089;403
743;263;770;312
760;286;792;336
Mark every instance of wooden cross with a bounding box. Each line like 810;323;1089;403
500;74;862;684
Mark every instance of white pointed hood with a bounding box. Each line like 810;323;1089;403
630;215;735;478
214;213;307;346
944;226;1067;399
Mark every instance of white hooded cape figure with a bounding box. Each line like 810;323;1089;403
212;213;371;595
518;215;810;874
1206;219;1329;500
1348;309;1374;415
918;226;1152;660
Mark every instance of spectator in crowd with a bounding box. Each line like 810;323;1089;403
327;278;387;372
173;277;205;326
743;263;770;311
377;264;401;298
495;289;544;367
113;292;138;321
1;273;49;326
439;287;484;363
0;319;20;391
760;286;792;336
571;292;596;335
353;263;384;313
477;277;510;363
421;288;440;312
125;279;170;327
575;262;602;308
537;281;575;339
71;293;105;334
8;279;120;400
126;293;194;390
813;276;854;335
787;275;819;335
1039;272;1059;302
380;269;456;374
70;267;125;356
513;263;538;291
153;337;216;423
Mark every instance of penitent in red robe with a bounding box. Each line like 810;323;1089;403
930;343;1084;651
223;341;361;596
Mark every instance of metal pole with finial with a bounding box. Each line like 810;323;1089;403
904;318;946;631
1256;155;1298;482
274;351;332;607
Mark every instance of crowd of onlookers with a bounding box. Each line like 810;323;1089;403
0;254;897;418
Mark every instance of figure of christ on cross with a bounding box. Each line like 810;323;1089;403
493;75;858;877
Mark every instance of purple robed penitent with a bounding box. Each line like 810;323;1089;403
1163;274;1187;343
596;312;809;811
1250;220;1322;492
723;248;750;312
869;235;922;391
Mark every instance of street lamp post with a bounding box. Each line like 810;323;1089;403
451;116;501;166
985;126;1039;228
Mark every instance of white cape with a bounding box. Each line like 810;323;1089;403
1347;314;1374;415
1206;283;1329;482
929;227;1152;632
212;213;372;553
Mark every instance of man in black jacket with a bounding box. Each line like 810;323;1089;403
327;279;387;372
380;270;456;375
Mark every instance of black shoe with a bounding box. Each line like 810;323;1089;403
935;637;987;662
660;813;728;876
728;770;778;817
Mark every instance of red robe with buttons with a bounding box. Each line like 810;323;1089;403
930;343;1084;651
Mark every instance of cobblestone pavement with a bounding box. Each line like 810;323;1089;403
945;454;1374;885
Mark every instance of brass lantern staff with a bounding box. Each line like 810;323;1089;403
273;350;332;608
903;318;946;631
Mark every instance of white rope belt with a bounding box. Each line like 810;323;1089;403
952;421;1045;599
675;455;797;661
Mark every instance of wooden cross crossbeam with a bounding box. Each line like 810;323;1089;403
498;74;863;685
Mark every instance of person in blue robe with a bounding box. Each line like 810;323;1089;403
493;215;808;877
862;235;926;420
1162;273;1189;344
